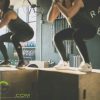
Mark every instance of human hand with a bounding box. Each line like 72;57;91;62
77;0;84;8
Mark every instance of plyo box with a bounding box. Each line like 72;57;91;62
38;68;100;100
0;68;38;100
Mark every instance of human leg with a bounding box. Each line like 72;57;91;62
54;28;75;69
0;32;12;65
73;25;96;72
11;32;34;67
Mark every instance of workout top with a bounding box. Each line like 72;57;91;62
2;9;34;35
72;0;100;29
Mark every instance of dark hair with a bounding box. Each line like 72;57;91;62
0;0;10;13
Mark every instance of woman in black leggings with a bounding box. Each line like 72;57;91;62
47;0;99;72
54;24;96;70
0;0;34;68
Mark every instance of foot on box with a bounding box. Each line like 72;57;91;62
79;62;92;72
54;60;70;70
16;61;27;69
0;61;11;67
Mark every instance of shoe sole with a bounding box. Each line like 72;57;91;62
0;64;13;67
78;68;92;72
54;66;70;70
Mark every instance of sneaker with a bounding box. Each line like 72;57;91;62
79;62;92;72
16;61;26;69
54;60;69;70
0;61;11;67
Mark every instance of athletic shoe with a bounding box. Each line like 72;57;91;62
79;62;92;72
0;61;11;67
16;61;26;69
54;60;69;70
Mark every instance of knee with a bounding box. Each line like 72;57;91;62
11;35;19;43
10;35;16;42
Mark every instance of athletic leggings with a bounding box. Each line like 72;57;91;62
54;24;96;63
0;32;34;61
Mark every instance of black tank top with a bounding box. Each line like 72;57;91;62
3;9;34;35
72;0;100;29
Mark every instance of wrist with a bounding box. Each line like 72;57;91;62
56;2;62;8
52;2;57;7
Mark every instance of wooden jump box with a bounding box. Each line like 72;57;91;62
38;68;100;100
0;67;100;100
0;68;38;100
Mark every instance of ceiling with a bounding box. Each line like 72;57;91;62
10;0;37;8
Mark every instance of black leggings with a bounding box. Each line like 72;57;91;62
54;25;96;63
0;32;34;61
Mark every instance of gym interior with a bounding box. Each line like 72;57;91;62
0;0;100;100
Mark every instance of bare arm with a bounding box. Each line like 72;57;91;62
47;1;60;23
56;0;84;19
0;11;17;28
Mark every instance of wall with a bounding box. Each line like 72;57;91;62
36;0;60;63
